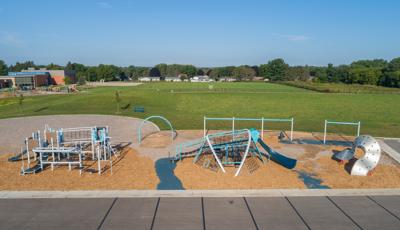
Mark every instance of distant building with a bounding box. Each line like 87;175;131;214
165;77;181;82
190;75;212;82
21;68;76;85
253;77;264;81
0;68;76;89
219;77;236;82
138;77;160;82
0;73;50;89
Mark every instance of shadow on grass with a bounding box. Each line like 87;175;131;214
34;106;49;112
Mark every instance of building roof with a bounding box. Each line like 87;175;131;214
8;71;49;76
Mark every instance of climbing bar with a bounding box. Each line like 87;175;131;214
323;120;361;144
204;116;294;141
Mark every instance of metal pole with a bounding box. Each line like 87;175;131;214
323;120;327;144
232;117;235;133
97;147;101;175
261;117;264;140
235;129;252;177
203;116;206;137
206;136;226;173
290;117;294;141
357;121;361;137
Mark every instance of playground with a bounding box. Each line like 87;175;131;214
1;114;400;190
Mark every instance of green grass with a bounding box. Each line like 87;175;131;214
282;81;400;94
1;82;399;137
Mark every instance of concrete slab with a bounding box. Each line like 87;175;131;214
379;139;400;163
385;140;400;153
330;196;400;230
100;198;157;230
152;197;203;230
2;189;400;198
0;198;114;230
204;197;256;230
370;196;400;219
246;197;308;229
288;196;357;230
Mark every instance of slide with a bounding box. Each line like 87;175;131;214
8;150;27;162
21;164;42;175
20;154;49;175
257;138;297;169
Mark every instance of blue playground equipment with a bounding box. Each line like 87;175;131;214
174;128;297;176
138;115;176;144
9;125;117;175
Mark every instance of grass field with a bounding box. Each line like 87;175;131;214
282;81;400;94
0;82;399;137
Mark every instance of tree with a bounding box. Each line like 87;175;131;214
64;76;72;85
287;66;310;81
9;61;35;72
260;58;289;81
115;91;121;114
180;65;197;77
233;66;256;81
379;58;400;87
96;64;120;81
197;69;205;76
311;67;328;82
149;67;161;77
46;63;63;70
155;63;168;76
0;60;8;75
351;59;388;69
77;73;86;85
17;94;24;114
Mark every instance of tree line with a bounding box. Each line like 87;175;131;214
0;57;399;88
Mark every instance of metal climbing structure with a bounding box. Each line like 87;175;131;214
137;115;176;144
174;128;297;176
9;125;118;175
334;135;381;176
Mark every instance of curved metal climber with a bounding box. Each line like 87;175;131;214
334;135;381;176
351;135;381;176
137;116;176;144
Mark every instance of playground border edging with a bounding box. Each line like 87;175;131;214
1;189;400;199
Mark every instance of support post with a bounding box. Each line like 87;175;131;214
323;120;327;144
206;136;226;173
235;129;252;177
290;117;294;141
232;117;235;133
261;117;264;140
203;116;206;137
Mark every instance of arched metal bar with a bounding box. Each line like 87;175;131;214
138;116;175;144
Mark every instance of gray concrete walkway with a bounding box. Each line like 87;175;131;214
0;115;156;155
1;196;399;230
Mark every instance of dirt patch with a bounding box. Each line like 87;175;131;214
175;157;305;189
297;156;400;188
0;148;159;190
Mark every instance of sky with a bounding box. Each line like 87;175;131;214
0;0;399;67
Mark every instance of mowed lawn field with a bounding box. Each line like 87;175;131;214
0;82;399;137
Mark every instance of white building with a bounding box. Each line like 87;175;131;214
138;77;160;82
190;75;213;82
219;77;236;82
165;77;181;82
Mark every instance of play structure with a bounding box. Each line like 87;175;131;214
174;128;297;176
204;116;294;141
334;135;381;176
8;125;118;175
323;120;361;144
138;115;176;144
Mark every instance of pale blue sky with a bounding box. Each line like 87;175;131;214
0;0;399;67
